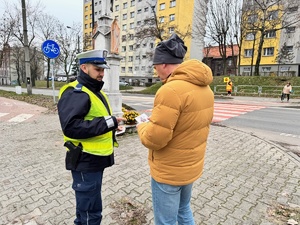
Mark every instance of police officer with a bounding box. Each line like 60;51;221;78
57;49;126;225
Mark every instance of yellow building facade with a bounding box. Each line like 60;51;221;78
156;0;194;59
83;0;93;51
240;4;283;75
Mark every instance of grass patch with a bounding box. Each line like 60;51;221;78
267;203;300;224
110;197;150;225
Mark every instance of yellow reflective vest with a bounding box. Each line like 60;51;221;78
59;80;117;156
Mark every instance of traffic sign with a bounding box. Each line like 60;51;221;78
224;77;230;83
41;40;60;59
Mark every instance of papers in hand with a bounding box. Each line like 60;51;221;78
116;126;126;136
135;113;149;123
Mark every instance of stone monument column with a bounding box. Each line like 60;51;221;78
93;9;123;116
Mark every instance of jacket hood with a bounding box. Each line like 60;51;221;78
167;59;213;86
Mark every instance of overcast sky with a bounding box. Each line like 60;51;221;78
0;0;83;26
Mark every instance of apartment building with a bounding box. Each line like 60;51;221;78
85;0;205;82
156;0;198;60
83;0;93;51
240;1;300;76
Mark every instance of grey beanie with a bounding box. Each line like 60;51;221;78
152;33;187;65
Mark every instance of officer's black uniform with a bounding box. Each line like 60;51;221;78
58;70;119;225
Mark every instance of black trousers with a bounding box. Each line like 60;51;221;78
281;93;290;101
72;170;104;225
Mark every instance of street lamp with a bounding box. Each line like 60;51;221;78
66;26;80;53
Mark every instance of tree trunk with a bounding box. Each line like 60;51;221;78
254;31;265;76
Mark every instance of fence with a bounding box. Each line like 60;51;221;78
213;85;300;98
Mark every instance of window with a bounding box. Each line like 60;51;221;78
122;24;127;31
130;11;135;18
85;6;88;11
129;56;133;62
159;16;164;23
169;27;175;33
123;14;127;20
122;35;126;42
99;10;101;14
244;67;251;72
121;67;126;73
268;10;278;20
244;49;253;57
142;55;147;59
85;15;88;20
128;67;133;72
136;44;140;48
137;9;142;14
144;7;149;12
150;43;154;48
115;5;119;11
123;2;128;9
135;66;139;71
288;6;298;13
129;34;134;40
131;0;135;6
286;26;296;33
90;22;92;28
130;23;134;29
169;14;175;21
85;24;88;29
137;21;141;25
129;45;134;51
265;30;276;38
263;47;274;56
170;0;176;7
246;32;255;40
160;3;165;10
280;67;290;72
141;66;145;71
95;2;97;6
135;56;140;60
122;46;126;52
262;67;271;72
284;46;293;52
248;14;257;23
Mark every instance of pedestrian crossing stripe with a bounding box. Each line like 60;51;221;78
7;114;34;123
212;103;266;123
0;113;9;118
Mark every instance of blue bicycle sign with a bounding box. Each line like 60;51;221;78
42;40;60;59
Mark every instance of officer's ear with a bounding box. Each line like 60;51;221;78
80;64;88;73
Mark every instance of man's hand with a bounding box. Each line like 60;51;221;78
116;117;127;124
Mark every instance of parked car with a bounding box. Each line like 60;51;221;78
57;77;67;82
119;81;129;86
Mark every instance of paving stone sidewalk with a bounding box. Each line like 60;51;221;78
0;113;299;225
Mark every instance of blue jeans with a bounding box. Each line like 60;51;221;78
72;170;104;225
151;178;195;225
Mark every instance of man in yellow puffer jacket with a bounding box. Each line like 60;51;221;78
137;33;214;225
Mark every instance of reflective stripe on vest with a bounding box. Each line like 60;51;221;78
59;80;115;156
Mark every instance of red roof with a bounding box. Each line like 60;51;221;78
203;45;239;59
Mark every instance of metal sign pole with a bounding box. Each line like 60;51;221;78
41;39;60;104
51;59;56;103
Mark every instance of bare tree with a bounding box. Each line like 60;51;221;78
194;0;241;75
36;13;61;88
0;12;16;68
243;0;300;76
56;23;81;81
134;2;192;42
276;42;295;75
